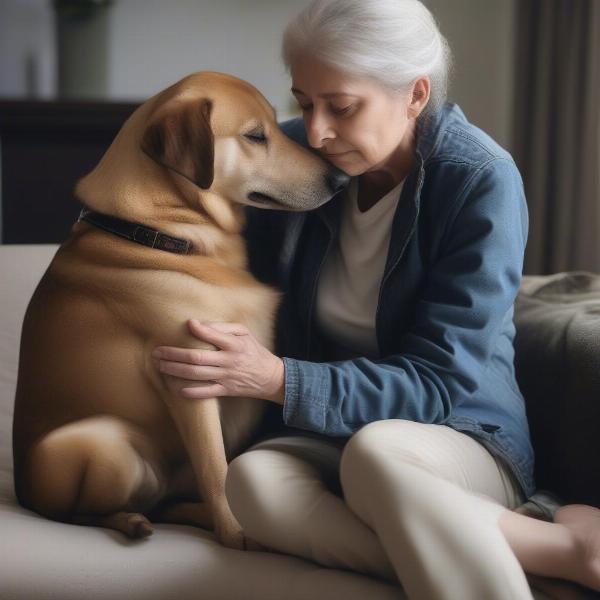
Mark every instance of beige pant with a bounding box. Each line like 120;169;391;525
225;419;533;600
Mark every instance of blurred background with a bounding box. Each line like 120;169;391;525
0;0;598;274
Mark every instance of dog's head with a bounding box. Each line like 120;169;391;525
139;72;349;212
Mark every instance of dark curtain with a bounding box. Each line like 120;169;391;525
513;0;600;275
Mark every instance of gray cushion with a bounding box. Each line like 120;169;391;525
515;272;600;506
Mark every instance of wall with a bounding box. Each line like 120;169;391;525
426;0;517;150
0;0;310;118
0;0;56;98
1;0;517;139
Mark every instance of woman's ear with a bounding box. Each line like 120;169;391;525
408;77;431;119
141;98;214;189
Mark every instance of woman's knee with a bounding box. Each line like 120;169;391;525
226;450;269;500
342;418;459;472
226;449;311;527
341;419;415;469
225;451;264;523
226;447;335;550
339;420;444;499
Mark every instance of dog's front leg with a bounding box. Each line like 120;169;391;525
164;394;245;550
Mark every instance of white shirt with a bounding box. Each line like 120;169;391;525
315;176;405;359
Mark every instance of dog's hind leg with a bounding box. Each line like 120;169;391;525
19;415;168;539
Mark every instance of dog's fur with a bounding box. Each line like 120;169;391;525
12;72;347;549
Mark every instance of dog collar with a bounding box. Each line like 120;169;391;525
77;207;193;255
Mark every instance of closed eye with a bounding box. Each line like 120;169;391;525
297;103;354;117
243;130;268;144
331;105;353;116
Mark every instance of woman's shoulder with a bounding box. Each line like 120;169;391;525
417;104;526;217
420;103;517;171
416;105;527;239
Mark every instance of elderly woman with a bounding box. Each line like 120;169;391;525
153;0;600;597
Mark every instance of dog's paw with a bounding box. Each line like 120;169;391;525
128;513;154;538
112;511;154;538
71;510;154;539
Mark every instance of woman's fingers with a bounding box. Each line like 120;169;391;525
153;321;249;364
193;320;249;336
152;319;279;401
152;346;228;366
159;374;217;399
157;360;225;381
188;320;245;350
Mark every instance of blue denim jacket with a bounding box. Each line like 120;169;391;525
244;103;536;498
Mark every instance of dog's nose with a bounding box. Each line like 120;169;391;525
325;168;350;194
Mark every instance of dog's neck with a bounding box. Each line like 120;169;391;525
74;111;247;266
77;180;247;266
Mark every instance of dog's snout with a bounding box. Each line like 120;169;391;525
325;168;351;195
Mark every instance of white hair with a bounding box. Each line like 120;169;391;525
282;0;453;118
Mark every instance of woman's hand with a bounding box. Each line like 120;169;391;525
152;319;285;404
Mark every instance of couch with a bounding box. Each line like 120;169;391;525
2;244;597;599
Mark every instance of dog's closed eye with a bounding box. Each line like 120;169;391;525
243;130;268;145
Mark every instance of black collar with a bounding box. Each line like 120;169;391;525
77;207;193;255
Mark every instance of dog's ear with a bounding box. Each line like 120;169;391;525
141;98;214;189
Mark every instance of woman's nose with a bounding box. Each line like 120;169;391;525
305;109;334;149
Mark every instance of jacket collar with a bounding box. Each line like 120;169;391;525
414;103;455;165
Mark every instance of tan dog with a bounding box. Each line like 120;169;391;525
12;72;348;550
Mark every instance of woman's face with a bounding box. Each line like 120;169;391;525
290;56;419;177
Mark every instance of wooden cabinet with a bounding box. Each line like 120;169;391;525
0;100;138;244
